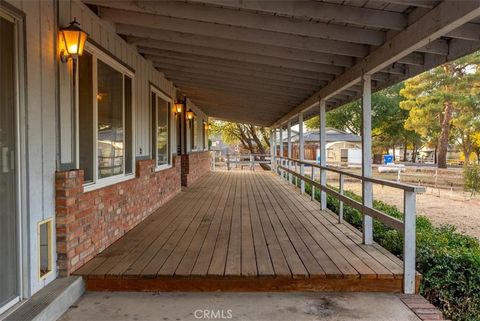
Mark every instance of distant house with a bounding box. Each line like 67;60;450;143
209;133;230;156
280;128;361;163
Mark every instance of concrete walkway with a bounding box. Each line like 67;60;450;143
59;292;420;321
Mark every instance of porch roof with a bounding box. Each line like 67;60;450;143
84;0;480;126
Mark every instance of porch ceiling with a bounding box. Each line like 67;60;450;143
84;0;480;126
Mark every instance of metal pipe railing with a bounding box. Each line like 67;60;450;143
275;156;425;294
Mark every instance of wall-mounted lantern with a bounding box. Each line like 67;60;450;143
186;109;194;120
59;18;88;63
174;102;183;116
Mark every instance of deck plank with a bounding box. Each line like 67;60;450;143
225;173;243;276
208;173;237;276
253;174;310;277
190;172;234;276
77;174;218;277
256;174;325;277
75;170;417;293
133;174;224;276
156;172;229;276
258;174;343;278
247;171;291;276
284;181;403;278
173;172;232;276
245;171;275;276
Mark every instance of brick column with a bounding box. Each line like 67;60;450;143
55;170;84;276
180;151;211;187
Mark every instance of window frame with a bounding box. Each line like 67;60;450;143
76;42;135;192
150;85;173;172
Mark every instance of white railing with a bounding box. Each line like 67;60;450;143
276;156;425;294
226;153;271;171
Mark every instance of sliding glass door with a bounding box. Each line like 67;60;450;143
0;13;20;313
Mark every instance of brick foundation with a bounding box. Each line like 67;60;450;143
398;294;450;321
55;157;181;276
181;151;211;187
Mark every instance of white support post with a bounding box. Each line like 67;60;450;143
319;99;327;210
279;127;284;178
271;128;276;173
299;112;305;194
362;74;374;245
339;173;344;224
403;191;417;294
311;167;315;201
287;121;292;184
212;151;216;171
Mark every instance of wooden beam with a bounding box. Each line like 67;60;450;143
180;90;302;106
168;73;312;98
176;83;303;102
272;0;480;127
96;6;369;57
385;0;437;9
446;22;480;41
135;43;345;75
155;65;323;91
97;3;386;46
172;78;308;99
187;0;408;30
151;61;329;86
144;52;337;82
118;25;354;67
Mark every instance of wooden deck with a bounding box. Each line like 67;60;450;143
75;170;419;292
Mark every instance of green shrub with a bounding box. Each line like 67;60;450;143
301;181;480;321
464;165;480;195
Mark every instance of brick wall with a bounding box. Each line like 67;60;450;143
55;157;181;276
181;151;211;187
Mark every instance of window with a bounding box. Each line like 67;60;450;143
78;44;134;187
151;87;171;169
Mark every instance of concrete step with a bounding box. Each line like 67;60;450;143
3;277;84;321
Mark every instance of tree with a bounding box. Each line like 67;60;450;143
472;132;480;163
400;52;480;168
209;121;270;154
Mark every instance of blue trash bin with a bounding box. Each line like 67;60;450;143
383;155;394;164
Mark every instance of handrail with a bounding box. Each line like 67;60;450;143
279;156;425;193
278;165;405;231
275;156;421;294
226;153;271;171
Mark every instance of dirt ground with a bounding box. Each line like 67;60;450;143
343;182;480;240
